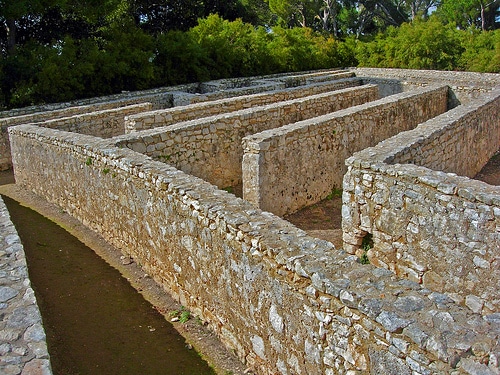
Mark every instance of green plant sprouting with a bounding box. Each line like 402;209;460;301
326;187;342;200
170;306;191;323
360;233;373;265
158;154;171;162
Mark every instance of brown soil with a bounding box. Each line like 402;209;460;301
475;150;500;186
232;184;345;249
284;195;344;249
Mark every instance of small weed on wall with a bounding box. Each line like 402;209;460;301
360;233;373;265
170;306;191;323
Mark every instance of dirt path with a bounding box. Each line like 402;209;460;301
284;195;344;249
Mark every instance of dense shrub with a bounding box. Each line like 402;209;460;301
0;21;156;107
356;17;464;70
459;29;500;73
189;14;260;78
1;13;499;109
153;30;211;86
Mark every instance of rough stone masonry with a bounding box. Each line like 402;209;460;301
3;68;500;374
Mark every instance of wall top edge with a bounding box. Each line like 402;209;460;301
350;67;500;86
126;77;363;120
243;84;447;145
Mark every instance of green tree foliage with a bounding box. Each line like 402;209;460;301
189;14;257;78
356;16;463;70
265;0;315;27
241;0;276;26
189;14;355;76
436;0;499;31
263;0;437;35
268;26;355;70
153;30;210;85
130;0;204;33
459;28;500;72
0;0;499;109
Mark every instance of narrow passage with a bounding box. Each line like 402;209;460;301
2;194;216;375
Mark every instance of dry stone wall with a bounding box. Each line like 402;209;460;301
0;103;152;170
0;197;52;375
28;103;152;138
342;88;500;315
114;85;379;189
9;124;500;375
171;81;284;106
274;70;355;86
350;67;500;104
242;85;449;216
0;100;155;129
172;71;353;106
0;92;176;171
0;70;353;171
124;78;361;133
0;83;199;119
388;92;500;178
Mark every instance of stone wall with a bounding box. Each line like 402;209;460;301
0;84;196;119
0;103;152;170
273;70;355;87
125;78;361;133
28;103;152;138
115;85;379;188
9;124;499;375
0;197;52;375
173;71;354;106
1;101;152;129
0;70;354;171
350;67;500;105
242;85;449;216
342;88;500;314
171;81;284;106
0;70;343;119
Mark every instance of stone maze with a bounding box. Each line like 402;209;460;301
1;67;499;374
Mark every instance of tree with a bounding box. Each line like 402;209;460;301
0;0;62;54
264;0;318;27
153;30;210;85
240;0;276;26
403;0;441;19
316;0;358;36
189;14;258;77
129;0;204;33
437;0;500;30
0;0;128;55
202;0;249;20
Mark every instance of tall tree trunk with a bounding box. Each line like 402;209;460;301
298;5;307;27
320;0;338;35
6;18;17;53
322;7;330;31
481;1;486;30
